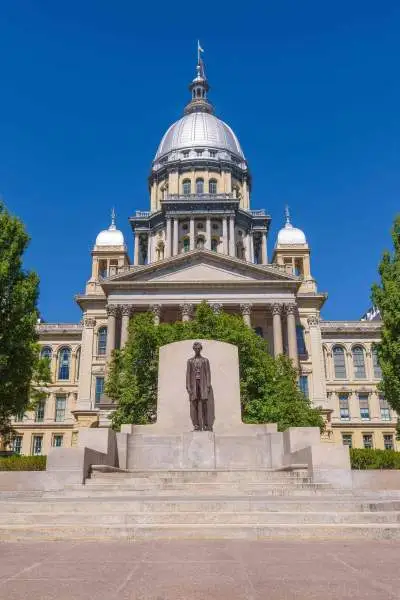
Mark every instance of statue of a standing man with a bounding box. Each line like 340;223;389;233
186;342;212;431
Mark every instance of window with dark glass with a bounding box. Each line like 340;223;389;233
40;346;52;360
209;179;217;194
35;400;45;423
253;326;263;338
196;178;204;194
372;348;382;378
339;394;350;421
383;434;394;450
352;346;366;379
95;377;105;406
333;346;347;379
12;436;22;455
58;347;71;380
182;179;191;195
183;237;190;253
52;435;63;448
379;395;391;421
98;260;107;278
341;434;353;448
211;238;218;252
97;327;107;356
299;375;309;398
75;347;81;380
32;435;43;456
358;393;370;420
363;434;373;449
296;326;307;355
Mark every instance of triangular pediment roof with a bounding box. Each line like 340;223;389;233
102;250;300;287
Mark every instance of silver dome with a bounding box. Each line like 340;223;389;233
155;112;245;161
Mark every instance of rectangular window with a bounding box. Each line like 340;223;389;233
12;436;23;455
55;396;66;422
15;411;24;422
363;434;373;449
32;435;43;456
339;394;350;421
35;401;45;423
341;434;353;448
296;326;307;355
383;434;394;450
358;393;370;421
299;375;309;398
95;377;105;406
380;396;391;421
52;435;63;448
372;349;382;378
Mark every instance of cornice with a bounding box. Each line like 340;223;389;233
321;320;382;333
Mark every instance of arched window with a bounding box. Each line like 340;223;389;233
254;326;263;338
40;346;52;360
75;347;81;381
97;327;107;356
58;348;71;380
332;346;346;379
352;346;366;379
211;238;218;252
196;178;204;194
372;347;382;378
196;236;205;250
183;237;190;253
182;179;191;195
209;179;217;194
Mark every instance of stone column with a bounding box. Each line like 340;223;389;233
134;233;139;266
222;217;228;255
152;304;162;326
147;233;152;264
261;232;268;264
205;216;211;250
250;234;254;264
240;303;252;327
165;218;172;258
307;315;328;408
272;303;283;356
229;216;235;257
210;302;223;315
120;305;132;348
246;232;252;262
106;305;118;358
190;217;195;250
180;303;193;322
173;218;179;256
286;303;298;367
76;316;96;411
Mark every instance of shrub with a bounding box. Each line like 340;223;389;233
350;448;400;470
0;455;46;471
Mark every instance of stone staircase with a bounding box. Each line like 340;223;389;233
1;467;400;541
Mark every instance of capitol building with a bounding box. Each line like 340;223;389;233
12;53;396;457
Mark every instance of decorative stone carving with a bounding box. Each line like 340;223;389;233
240;303;252;316
286;303;297;315
307;315;320;327
271;303;283;316
121;304;133;317
151;304;162;325
180;303;193;321
83;317;96;328
210;303;222;315
106;304;119;317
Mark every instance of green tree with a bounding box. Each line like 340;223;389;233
0;202;50;446
372;215;400;436
107;302;324;432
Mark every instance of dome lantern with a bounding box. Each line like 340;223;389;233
95;209;125;247
276;206;307;247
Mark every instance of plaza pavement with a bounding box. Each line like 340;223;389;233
0;539;399;599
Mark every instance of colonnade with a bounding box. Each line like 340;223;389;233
133;216;268;265
105;302;298;366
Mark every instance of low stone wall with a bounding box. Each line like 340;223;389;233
352;470;400;491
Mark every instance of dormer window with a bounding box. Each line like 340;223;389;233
209;150;217;158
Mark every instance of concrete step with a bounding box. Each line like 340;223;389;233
0;511;399;526
81;481;326;493
1;522;400;541
1;497;399;513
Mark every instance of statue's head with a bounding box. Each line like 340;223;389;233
193;341;202;355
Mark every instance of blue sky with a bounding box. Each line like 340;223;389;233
1;1;399;322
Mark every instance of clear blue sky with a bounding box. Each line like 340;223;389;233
1;1;399;322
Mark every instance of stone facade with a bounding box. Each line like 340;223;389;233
9;52;397;456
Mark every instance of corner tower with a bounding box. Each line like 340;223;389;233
130;46;270;266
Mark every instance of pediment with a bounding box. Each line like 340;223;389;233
103;250;299;286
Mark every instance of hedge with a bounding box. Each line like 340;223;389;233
0;455;47;471
350;448;400;470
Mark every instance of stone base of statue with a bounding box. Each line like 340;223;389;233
113;340;350;485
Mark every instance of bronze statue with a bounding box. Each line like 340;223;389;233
186;342;212;431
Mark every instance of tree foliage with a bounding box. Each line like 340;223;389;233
0;202;50;444
372;215;400;436
106;302;324;432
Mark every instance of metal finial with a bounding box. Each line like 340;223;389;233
285;205;291;225
110;207;116;230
